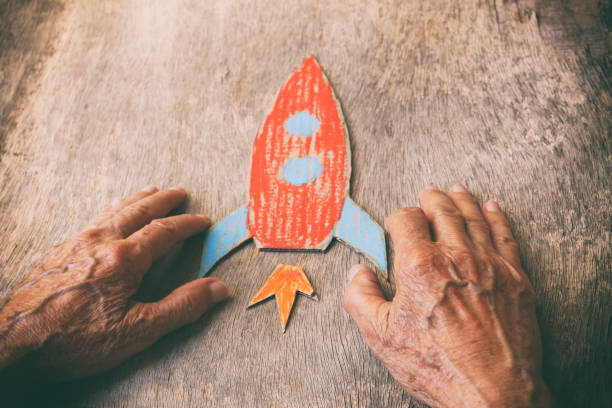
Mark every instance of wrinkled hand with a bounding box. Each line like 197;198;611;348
343;185;553;408
0;186;227;381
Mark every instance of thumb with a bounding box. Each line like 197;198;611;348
343;264;390;340
133;278;229;339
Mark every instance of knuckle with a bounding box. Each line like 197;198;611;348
435;205;462;220
493;234;517;248
78;227;107;243
386;207;424;228
452;249;476;268
130;202;153;218
463;212;485;226
110;218;130;237
429;281;472;322
149;218;178;235
104;242;133;266
128;305;158;332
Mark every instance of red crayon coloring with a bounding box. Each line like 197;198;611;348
248;56;349;250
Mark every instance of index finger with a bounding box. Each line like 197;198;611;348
385;207;431;269
385;207;459;314
419;185;471;249
110;187;187;237
482;201;521;269
126;214;211;273
90;186;159;227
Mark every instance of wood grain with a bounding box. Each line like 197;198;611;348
1;0;610;407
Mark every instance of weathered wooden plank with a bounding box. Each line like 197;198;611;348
0;0;610;407
519;0;611;60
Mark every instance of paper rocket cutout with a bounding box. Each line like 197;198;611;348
200;55;387;277
248;264;316;332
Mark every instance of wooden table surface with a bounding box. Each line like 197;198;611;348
1;0;610;407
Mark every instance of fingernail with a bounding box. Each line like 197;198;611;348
485;201;500;212
450;184;468;193
348;264;365;282
424;184;438;191
170;186;185;193
111;197;123;206
208;280;229;303
142;185;158;193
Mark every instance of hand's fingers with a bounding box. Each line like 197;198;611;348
343;264;391;343
126;214;211;272
385;206;431;267
419;185;471;248
109;186;160;214
385;207;460;291
127;278;228;342
91;186;159;226
385;207;431;244
447;185;493;248
110;187;188;237
482;201;521;268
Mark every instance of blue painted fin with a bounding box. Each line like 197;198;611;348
200;205;252;277
334;197;388;275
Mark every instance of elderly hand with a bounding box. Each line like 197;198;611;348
343;185;554;408
0;186;227;381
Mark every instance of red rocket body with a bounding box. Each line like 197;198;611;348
247;56;350;250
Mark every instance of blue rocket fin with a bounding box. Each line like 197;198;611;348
200;205;252;277
334;197;388;275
